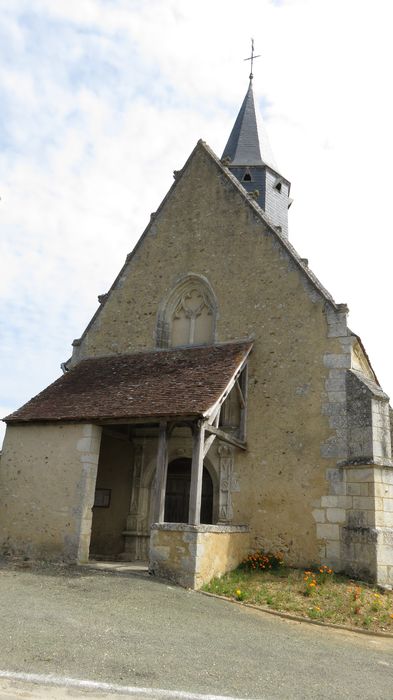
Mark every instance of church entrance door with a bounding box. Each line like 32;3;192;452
164;458;213;524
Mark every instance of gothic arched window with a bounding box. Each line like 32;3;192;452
156;274;218;348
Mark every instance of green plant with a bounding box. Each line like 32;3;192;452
239;549;284;572
202;563;393;632
316;565;334;585
303;570;318;596
308;606;322;619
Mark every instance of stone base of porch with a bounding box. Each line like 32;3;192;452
149;523;250;589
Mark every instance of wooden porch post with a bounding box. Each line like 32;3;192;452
188;420;206;526
152;421;168;523
238;363;248;443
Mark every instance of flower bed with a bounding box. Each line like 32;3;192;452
202;551;393;633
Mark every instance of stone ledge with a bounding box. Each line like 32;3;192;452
151;523;249;534
339;460;393;469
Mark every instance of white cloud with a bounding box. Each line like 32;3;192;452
1;0;393;448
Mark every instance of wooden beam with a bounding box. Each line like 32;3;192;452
203;348;252;423
188;421;206;525
152;421;168;523
203;432;216;457
239;364;248;443
235;379;246;408
207;403;221;426
205;424;246;450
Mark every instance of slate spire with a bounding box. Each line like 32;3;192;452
221;78;292;238
221;79;277;171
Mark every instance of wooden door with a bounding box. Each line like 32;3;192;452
164;458;213;524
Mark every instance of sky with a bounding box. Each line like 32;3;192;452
1;0;393;448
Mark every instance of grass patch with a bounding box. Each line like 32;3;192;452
203;562;393;633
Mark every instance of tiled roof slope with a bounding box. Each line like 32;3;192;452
5;342;252;424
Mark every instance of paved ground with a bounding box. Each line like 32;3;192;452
0;561;393;699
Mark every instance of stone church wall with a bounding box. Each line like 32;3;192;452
0;423;101;562
68;144;350;568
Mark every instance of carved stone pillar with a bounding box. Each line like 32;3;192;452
126;444;143;533
218;444;238;523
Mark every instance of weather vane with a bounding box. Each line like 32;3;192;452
244;38;261;80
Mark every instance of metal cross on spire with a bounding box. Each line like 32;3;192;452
244;38;261;81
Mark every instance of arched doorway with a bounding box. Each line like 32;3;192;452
164;458;213;524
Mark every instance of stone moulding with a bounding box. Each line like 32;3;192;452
150;523;249;534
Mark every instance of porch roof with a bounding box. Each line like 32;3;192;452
4;341;252;424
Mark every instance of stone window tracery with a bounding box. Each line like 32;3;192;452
156;274;217;348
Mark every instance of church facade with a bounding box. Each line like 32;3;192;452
1;78;393;589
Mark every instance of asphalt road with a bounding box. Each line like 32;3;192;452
0;561;393;699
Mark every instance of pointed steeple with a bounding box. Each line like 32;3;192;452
221;78;292;238
221;79;277;171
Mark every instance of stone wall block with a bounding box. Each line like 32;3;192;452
326;468;346;496
322;403;346;417
318;544;327;560
312;509;326;523
347;511;369;528
382;470;393;485
325;541;341;559
77;437;93;452
352;496;383;511
326;508;346;524
377;545;393;566
323;354;351;369
82;425;97;438
320;441;347;459
374;511;387;527
328;415;348;430
345;468;374;483
376;565;389;585
321;495;352;508
374;482;391;498
354;542;375;565
347;483;361;496
80;453;100;465
326;377;346;392
381;499;393;513
316;523;340;541
327;391;347;403
341;525;378;545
